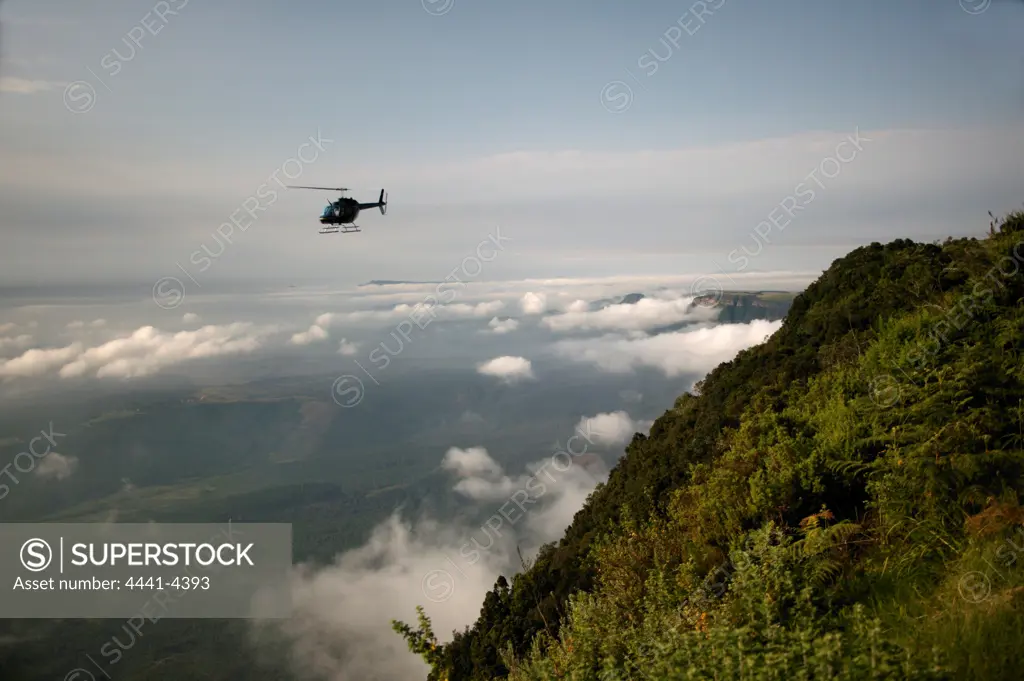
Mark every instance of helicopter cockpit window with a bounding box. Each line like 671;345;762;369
322;204;333;217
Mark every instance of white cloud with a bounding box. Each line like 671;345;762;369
337;339;358;355
0;77;64;94
0;343;84;378
542;296;719;333
0;335;34;355
291;325;329;346
183;313;201;324
314;313;337;327
485;317;519;334
576;411;653;448
520;292;548;315
0;323;277;380
435;301;506;319
434;445;608;548
553;319;782;377
67;319;105;330
442;446;504;480
320;301;506;327
476;356;535;383
34;453;78;480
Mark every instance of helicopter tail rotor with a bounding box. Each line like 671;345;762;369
379;189;387;215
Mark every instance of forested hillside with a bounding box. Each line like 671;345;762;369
395;210;1024;680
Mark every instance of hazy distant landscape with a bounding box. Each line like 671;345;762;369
0;279;798;680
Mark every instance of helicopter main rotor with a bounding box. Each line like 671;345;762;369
287;185;350;197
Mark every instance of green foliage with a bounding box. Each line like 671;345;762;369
394;606;447;675
400;214;1024;680
506;524;951;680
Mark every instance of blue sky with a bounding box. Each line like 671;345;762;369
1;0;1023;285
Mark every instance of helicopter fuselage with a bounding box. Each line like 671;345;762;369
291;185;385;233
321;198;360;225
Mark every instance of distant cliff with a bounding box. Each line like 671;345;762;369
698;290;796;324
644;291;797;335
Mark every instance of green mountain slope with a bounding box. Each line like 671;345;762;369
396;211;1024;680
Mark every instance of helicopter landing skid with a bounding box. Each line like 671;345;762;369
319;224;361;235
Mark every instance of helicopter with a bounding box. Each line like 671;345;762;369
286;185;388;234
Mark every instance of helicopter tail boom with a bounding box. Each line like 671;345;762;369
358;189;387;215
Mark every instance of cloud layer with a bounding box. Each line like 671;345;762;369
257;443;608;681
0;323;278;380
0;272;797;395
576;411;653;447
542;296;719;333
552;319;782;377
477;356;535;383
